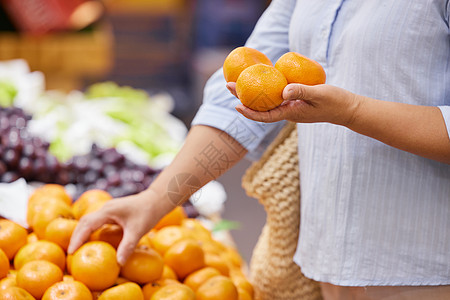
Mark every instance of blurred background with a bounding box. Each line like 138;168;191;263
0;0;272;263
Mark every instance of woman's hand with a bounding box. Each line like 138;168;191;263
68;189;174;266
227;82;361;126
227;82;450;163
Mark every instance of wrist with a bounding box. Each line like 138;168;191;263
341;93;365;128
138;188;176;217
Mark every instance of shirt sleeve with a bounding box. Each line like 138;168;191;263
191;0;296;161
438;106;450;140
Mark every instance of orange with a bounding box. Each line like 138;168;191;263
200;239;227;256
27;233;38;244
236;64;287;112
28;184;72;207
237;288;253;300
114;277;130;285
0;248;10;279
223;247;244;268
161;265;178;280
82;200;108;216
274;52;326;85
223;46;272;82
72;190;112;220
89;224;123;249
150;226;190;255
150;283;195;300
183;267;221;292
142;279;179;299
70;241;120;291
196;275;238;300
97;282;143;300
204;253;229;276
0;219;28;260
231;276;254;298
66;254;73;274
16;260;63;299
120;246;164;285
0;276;17;290
137;234;153;249
14;240;66;271
153;206;186;230
164;239;205;280
30;200;74;239
44;218;78;252
181;219;212;242
63;275;74;282
42;281;92;300
0;286;35;300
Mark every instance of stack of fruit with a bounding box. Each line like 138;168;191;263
0;184;253;300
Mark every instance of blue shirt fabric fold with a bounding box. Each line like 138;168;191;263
192;0;450;286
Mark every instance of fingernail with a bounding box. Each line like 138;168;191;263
286;87;294;97
118;255;125;267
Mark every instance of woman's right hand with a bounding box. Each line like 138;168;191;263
68;189;175;266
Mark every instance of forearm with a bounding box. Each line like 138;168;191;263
147;125;247;211
348;96;450;164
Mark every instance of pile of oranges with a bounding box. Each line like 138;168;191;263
223;47;327;112
0;184;253;300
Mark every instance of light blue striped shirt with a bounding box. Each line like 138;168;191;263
192;0;450;286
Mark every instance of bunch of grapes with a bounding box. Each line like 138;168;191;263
0;106;159;199
65;144;159;199
0;106;63;184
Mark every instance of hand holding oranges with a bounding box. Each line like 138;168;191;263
225;47;361;126
223;47;326;112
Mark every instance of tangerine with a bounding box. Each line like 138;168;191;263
42;280;92;300
0;276;16;290
142;279;179;300
0;286;35;300
151;226;190;255
28;184;72;207
44;218;78;252
150;283;195;300
0;219;28;260
30;200;73;239
223;46;272;82
97;282;144;300
204;253;229;276
16;260;63;299
274;52;326;85
164;239;205;279
70;241;120;291
0;248;9;279
89;224;123;249
72;190;112;220
120;246;164;285
26;233;38;244
236;63;287;111
14;240;66;271
183;267;221;292
153;206;186;230
196;275;238;300
161;265;178;280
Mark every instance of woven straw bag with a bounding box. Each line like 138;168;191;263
242;122;322;300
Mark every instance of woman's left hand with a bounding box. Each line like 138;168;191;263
227;82;361;126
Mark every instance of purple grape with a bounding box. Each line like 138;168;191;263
0;161;6;175
18;157;33;177
106;172;120;186
1;171;19;183
32;158;46;175
3;148;19;168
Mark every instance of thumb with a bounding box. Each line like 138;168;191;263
283;83;309;100
116;229;140;266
